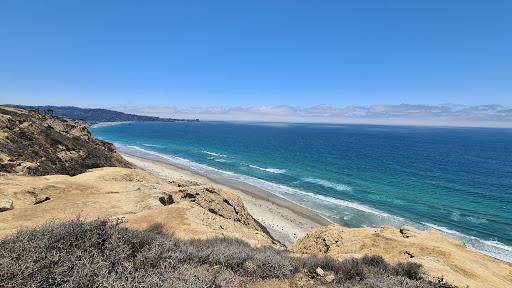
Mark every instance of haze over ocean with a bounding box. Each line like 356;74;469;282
92;121;512;262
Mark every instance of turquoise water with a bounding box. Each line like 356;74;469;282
92;121;512;262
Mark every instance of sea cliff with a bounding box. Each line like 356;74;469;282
0;106;510;287
0;106;130;175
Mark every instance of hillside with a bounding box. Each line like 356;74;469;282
0;106;131;175
0;167;457;288
0;104;510;287
7;105;198;123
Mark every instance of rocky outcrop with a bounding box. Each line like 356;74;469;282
170;185;266;233
0;199;13;212
0;167;279;247
1;105;510;288
0;106;131;176
291;225;512;288
0;106;276;246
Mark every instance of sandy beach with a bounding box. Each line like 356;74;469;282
115;153;512;288
120;152;331;245
1;103;510;288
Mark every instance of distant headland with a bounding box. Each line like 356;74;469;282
5;104;199;125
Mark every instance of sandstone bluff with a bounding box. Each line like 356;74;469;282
0;106;510;287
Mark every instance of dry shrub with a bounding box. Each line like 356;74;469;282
0;219;457;288
291;254;455;288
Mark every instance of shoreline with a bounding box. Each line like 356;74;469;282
89;121;133;128
120;152;331;245
117;150;512;263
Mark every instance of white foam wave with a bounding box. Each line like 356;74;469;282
124;145;236;177
207;157;230;163
202;151;227;157
298;190;399;219
247;164;287;174
465;216;488;224
119;144;512;263
303;177;352;191
121;145;378;217
451;211;488;224
142;143;163;148
125;145;399;219
219;169;394;219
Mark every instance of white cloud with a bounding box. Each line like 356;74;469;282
110;104;512;128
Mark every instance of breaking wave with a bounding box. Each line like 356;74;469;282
246;164;287;174
303;177;352;191
202;151;227;157
142;143;163;148
114;144;512;263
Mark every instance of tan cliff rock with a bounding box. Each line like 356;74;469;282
0;105;278;247
0;167;280;247
290;224;512;288
3;167;511;287
1;105;512;287
0;106;130;176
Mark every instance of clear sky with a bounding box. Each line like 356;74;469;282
0;0;511;124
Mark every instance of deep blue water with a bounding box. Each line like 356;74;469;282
92;121;512;262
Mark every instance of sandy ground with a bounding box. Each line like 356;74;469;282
1;154;511;287
120;153;512;288
120;153;330;245
0;167;279;247
292;225;512;288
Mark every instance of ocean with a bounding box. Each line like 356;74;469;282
91;121;512;262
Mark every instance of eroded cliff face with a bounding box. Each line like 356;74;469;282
291;225;512;288
1;105;511;288
0;105;278;247
0;167;279;247
0;106;131;176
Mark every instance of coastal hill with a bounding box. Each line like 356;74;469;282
291;225;512;288
0;105;510;287
6;104;198;123
0;106;131;176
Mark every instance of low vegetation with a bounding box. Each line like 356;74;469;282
8;105;197;123
0;219;456;287
0;106;131;175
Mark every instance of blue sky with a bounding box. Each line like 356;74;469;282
1;1;511;125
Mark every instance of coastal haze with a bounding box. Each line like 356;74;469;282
113;104;512;128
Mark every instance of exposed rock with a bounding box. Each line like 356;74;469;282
158;194;175;206
0;167;279;247
124;202;280;247
168;179;202;187
400;227;414;238
0;199;13;212
0;106;131;176
315;267;325;277
324;273;335;283
291;225;343;254
292;225;512;288
172;185;267;233
404;250;415;258
33;195;51;205
1;105;510;288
